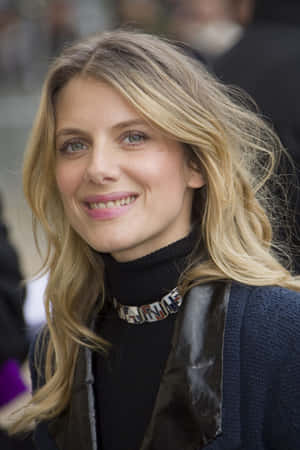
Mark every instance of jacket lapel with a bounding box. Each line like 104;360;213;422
48;347;96;450
141;282;230;450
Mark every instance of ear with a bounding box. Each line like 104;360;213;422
184;158;206;189
182;144;206;189
186;168;205;189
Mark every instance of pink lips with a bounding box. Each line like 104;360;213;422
84;191;138;203
83;192;138;220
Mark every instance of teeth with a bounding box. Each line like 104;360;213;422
89;196;136;209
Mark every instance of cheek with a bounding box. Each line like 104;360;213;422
159;155;190;193
130;151;187;192
55;162;82;197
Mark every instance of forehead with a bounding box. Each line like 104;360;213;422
55;76;142;130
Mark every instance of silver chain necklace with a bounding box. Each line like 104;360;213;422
112;287;183;324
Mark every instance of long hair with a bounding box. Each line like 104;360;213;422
13;29;300;431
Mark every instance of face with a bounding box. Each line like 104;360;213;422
55;77;204;261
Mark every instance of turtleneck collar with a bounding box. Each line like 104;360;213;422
101;230;198;306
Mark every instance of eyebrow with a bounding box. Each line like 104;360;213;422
55;119;150;140
55;128;89;140
111;119;150;130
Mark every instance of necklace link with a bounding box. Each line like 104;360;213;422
113;287;183;324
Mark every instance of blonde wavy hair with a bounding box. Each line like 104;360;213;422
13;29;300;432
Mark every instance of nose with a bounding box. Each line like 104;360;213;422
84;139;120;184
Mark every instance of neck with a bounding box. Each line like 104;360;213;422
101;230;198;306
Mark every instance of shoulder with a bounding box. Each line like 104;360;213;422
230;283;300;321
229;283;300;357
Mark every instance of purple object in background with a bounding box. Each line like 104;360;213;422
0;359;28;407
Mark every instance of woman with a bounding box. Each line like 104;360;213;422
12;30;300;449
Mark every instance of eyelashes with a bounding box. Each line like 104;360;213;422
122;131;148;145
57;130;149;155
58;139;88;154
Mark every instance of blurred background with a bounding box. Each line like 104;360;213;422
1;0;300;278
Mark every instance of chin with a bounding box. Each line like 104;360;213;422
88;237;133;256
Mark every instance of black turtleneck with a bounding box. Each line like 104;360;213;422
94;232;197;450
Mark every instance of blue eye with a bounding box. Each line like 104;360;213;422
59;140;88;154
123;132;147;145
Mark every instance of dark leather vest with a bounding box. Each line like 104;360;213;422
48;282;231;450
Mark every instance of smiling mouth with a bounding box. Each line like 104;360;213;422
87;195;137;210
